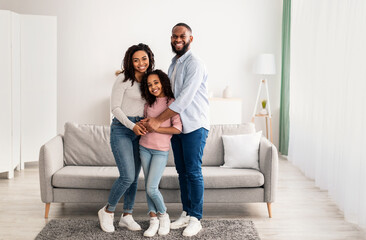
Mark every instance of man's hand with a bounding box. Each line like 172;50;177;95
133;124;147;136
141;117;162;132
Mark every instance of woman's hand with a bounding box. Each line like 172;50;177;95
136;121;147;133
133;124;147;136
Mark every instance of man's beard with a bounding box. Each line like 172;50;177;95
171;41;190;56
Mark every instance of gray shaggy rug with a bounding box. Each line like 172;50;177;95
36;218;261;240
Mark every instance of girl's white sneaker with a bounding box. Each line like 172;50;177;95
144;217;159;237
158;213;170;236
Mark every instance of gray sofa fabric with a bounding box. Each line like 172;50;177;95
160;167;264;189
39;122;278;217
64;123;114;166
52;166;145;190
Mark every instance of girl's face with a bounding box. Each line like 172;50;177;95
132;50;149;74
147;74;165;98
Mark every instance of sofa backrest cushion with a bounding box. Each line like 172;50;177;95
64;122;115;166
167;123;256;166
63;122;256;167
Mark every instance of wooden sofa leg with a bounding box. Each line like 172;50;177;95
45;203;51;218
267;202;272;218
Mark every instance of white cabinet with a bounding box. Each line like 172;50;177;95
0;10;57;178
20;14;57;165
0;10;20;179
209;98;242;125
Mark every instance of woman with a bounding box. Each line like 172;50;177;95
98;43;155;233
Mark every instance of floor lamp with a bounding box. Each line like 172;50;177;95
251;54;276;142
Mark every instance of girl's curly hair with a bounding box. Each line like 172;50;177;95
140;69;175;106
116;43;155;86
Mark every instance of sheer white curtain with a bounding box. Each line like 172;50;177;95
289;0;366;228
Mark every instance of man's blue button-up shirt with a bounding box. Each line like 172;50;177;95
168;50;210;134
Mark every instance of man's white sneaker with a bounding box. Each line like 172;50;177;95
119;214;142;231
170;211;190;229
144;217;159;237
182;216;202;237
158;213;170;236
98;206;115;233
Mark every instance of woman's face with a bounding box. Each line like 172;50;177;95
132;50;149;74
147;74;164;98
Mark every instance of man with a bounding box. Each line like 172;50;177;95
143;23;209;237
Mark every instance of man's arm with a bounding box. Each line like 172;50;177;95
168;60;205;114
143;108;178;132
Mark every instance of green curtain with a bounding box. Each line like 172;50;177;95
279;0;291;155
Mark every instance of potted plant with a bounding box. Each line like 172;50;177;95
260;99;267;115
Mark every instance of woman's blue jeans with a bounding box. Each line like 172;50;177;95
171;127;208;220
139;145;169;215
107;117;142;213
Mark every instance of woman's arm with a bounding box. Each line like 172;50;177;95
155;127;181;135
111;76;135;130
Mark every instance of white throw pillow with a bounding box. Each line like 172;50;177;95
222;131;262;170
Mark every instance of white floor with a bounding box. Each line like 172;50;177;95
1;156;366;240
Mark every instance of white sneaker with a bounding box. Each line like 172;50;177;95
119;214;142;231
143;217;159;237
170;211;190;229
158;213;170;236
182;216;202;237
98;206;115;233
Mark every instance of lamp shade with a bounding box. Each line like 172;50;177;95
253;54;276;75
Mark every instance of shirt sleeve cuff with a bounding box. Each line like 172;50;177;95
169;102;183;113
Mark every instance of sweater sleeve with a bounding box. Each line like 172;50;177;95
110;75;135;130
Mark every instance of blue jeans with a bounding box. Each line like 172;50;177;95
107;117;142;213
171;127;209;220
139;145;169;215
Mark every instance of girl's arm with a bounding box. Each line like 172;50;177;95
155;127;181;135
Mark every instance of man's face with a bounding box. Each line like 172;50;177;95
171;26;193;56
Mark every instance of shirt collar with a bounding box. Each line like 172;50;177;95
171;49;192;64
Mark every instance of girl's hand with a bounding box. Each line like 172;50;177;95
133;124;147;136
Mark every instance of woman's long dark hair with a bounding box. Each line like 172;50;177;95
140;69;175;107
116;43;155;86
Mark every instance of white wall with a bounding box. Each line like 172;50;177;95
0;0;282;146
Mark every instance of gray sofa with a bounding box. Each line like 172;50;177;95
39;122;278;219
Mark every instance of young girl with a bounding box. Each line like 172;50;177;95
139;69;182;237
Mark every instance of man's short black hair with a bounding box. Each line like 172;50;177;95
172;23;192;34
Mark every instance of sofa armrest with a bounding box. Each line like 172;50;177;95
259;136;278;202
39;135;64;203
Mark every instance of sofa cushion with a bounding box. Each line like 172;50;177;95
167;123;256;166
63;122;115;166
159;166;264;189
52;166;145;190
222;131;262;170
